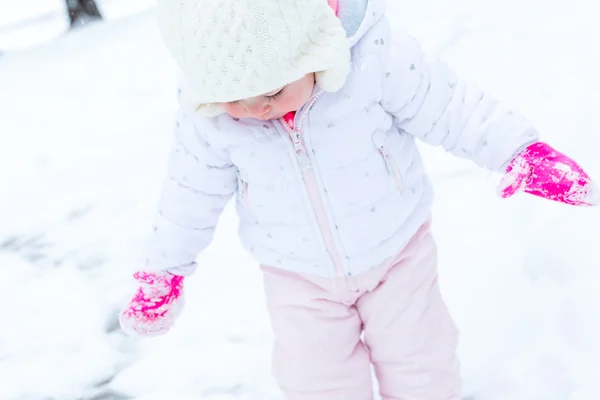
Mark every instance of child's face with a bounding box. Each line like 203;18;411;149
221;73;315;121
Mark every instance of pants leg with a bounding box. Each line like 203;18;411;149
262;266;373;400
356;231;461;400
81;0;102;17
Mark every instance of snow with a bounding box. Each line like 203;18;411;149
0;0;599;399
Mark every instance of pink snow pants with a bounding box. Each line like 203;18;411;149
261;222;461;399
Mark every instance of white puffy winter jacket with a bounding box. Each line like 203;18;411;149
146;0;539;278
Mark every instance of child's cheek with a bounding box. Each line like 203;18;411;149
282;93;305;112
281;97;296;111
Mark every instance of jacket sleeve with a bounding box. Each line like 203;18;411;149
144;112;237;275
380;30;540;172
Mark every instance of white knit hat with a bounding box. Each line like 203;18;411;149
157;0;350;115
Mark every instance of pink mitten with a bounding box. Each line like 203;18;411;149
119;270;185;337
498;142;598;206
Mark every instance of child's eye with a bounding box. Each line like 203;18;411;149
265;88;284;101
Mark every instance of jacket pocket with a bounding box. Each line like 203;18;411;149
377;146;404;194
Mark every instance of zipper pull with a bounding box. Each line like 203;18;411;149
289;134;310;170
295;148;311;170
292;133;302;145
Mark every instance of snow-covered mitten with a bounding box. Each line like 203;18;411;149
498;142;599;206
119;270;185;337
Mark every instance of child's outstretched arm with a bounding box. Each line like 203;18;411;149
120;109;237;336
380;30;598;206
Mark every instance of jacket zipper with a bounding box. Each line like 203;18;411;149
280;94;346;277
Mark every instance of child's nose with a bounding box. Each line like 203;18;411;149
247;101;272;118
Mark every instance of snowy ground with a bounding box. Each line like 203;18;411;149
1;0;599;399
